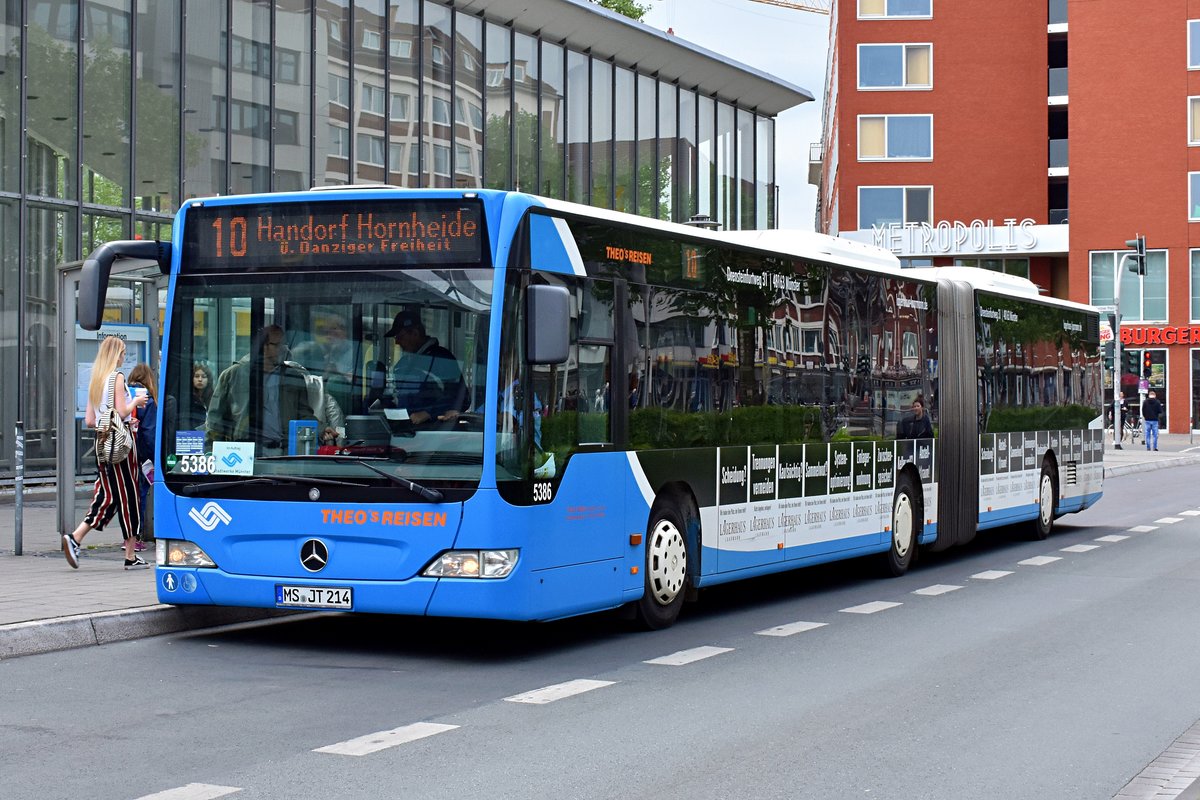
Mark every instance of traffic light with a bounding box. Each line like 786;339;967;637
1144;351;1153;378
1126;235;1147;275
1124;349;1139;373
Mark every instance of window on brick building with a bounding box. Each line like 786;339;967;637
858;44;932;89
859;0;932;18
858;186;931;229
1090;250;1168;323
858;115;932;160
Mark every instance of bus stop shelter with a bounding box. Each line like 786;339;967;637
50;255;164;543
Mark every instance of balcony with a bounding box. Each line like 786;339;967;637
808;142;823;186
1049;208;1069;225
1049;138;1068;176
1048;0;1067;32
1048;67;1067;104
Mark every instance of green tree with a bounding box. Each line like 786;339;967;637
592;0;655;21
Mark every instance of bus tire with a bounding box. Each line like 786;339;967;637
634;498;691;630
1031;461;1057;540
884;474;920;577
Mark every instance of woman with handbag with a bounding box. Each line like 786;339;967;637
62;336;150;570
128;362;159;551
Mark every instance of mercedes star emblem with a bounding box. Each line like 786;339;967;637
300;539;329;572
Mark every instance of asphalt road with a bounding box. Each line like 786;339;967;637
4;467;1200;800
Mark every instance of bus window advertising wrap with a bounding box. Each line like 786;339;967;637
182;199;486;271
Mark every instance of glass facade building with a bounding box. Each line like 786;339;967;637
0;0;808;481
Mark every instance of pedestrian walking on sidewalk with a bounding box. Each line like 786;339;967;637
1142;390;1163;451
62;336;151;570
127;362;158;550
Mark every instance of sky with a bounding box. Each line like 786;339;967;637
639;0;831;231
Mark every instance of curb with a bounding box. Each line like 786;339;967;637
0;605;297;660
1105;453;1200;478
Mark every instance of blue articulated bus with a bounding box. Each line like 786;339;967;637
78;188;1104;629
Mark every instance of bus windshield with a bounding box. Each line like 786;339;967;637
160;267;492;501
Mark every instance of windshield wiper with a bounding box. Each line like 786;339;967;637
179;474;368;497
260;454;445;502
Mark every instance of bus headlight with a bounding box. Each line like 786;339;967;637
156;539;217;568
423;549;518;579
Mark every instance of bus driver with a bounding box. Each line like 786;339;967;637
386;310;464;425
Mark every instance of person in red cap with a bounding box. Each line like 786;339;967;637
386;309;463;424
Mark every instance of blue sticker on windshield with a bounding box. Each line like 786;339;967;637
175;430;205;455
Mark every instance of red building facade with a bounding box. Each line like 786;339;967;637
814;0;1200;433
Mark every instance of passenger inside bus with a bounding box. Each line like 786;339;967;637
205;324;323;454
384;309;464;425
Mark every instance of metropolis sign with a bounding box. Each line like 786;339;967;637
841;219;1069;258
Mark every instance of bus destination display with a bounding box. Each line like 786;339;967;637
182;200;485;271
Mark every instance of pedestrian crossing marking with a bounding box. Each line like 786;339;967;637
1018;555;1062;566
1095;535;1129;542
1060;544;1100;553
1128;525;1158;533
1154;517;1183;524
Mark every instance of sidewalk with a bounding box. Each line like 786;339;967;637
3;431;1200;660
0;491;290;658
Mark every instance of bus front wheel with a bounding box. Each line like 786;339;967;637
884;474;920;577
634;499;690;630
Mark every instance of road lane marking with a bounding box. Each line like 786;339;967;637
1060;544;1100;553
912;584;962;596
1179;510;1200;516
839;601;902;614
135;785;242;800
971;570;1013;580
1129;525;1158;533
1096;535;1129;542
644;646;734;666
503;679;616;704
1155;517;1184;524
314;722;459;755
755;621;828;637
1018;555;1062;566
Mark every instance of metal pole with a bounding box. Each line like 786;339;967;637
14;421;24;555
1112;254;1128;450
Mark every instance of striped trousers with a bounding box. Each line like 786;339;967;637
84;442;142;540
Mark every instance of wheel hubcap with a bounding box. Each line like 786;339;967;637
647;518;687;605
1039;474;1053;526
893;493;913;557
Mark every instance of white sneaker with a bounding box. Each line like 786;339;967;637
62;535;80;569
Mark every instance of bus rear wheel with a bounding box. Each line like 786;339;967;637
634;499;690;630
1031;461;1057;540
884;474;920;577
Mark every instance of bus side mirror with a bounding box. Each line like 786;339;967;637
526;284;569;365
79;240;169;331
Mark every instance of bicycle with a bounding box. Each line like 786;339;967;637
1124;414;1142;444
1109;408;1142;444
